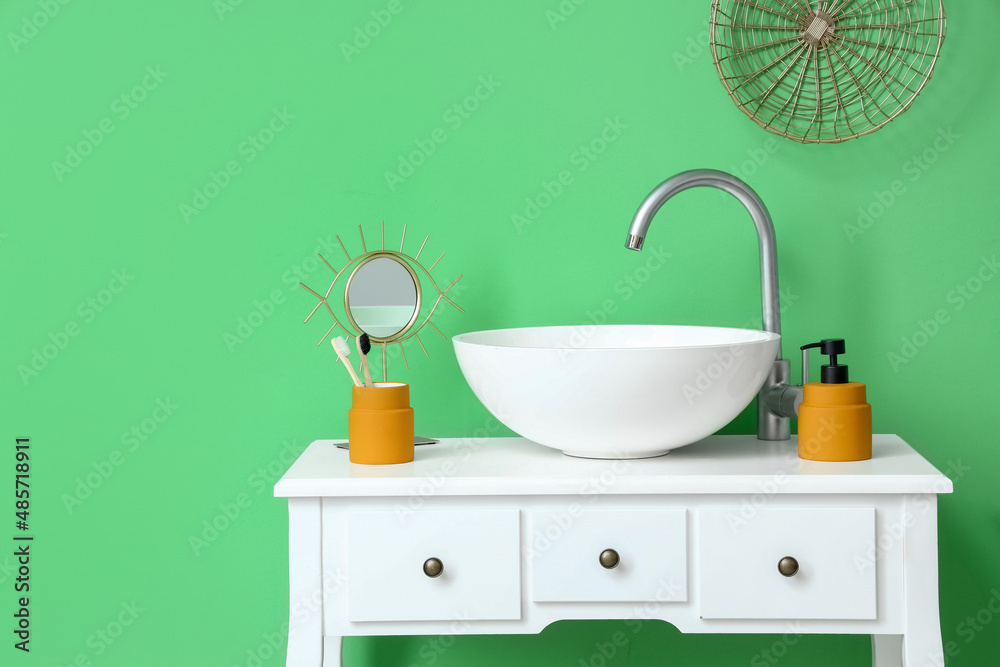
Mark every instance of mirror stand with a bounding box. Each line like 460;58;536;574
299;221;463;382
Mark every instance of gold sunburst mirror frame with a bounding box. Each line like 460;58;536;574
299;221;463;381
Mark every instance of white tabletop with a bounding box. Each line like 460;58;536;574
273;435;953;498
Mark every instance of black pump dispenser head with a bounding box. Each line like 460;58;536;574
800;338;849;384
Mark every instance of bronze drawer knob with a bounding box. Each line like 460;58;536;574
423;557;444;578
599;549;620;570
778;556;799;577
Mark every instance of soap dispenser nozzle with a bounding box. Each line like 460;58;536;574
767;338;851;423
800;338;848;384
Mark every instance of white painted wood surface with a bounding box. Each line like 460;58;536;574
275;435;953;497
530;509;687;602
284;498;324;667
698;507;876;619
276;435;952;667
346;509;520;622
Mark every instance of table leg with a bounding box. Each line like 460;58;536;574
323;637;343;667
286;498;324;666
900;495;946;667
872;635;903;666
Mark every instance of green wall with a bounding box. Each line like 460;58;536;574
2;1;998;665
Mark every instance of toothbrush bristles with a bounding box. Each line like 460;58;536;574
356;333;374;388
332;336;362;386
332;336;351;358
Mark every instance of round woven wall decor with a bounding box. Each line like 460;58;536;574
709;0;946;143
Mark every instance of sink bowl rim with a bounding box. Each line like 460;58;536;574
453;324;780;351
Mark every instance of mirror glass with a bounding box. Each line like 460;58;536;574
346;256;419;340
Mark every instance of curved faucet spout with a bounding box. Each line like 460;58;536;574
626;169;796;441
626;169;781;353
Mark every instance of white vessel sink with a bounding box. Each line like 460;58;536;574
453;325;780;459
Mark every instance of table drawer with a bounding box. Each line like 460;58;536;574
698;507;876;620
530;510;687;602
346;509;521;622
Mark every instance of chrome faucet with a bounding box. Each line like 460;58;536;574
625;169;800;440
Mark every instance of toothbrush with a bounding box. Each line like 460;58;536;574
331;337;363;387
356;333;374;388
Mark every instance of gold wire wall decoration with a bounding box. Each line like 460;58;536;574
709;0;946;143
299;221;463;382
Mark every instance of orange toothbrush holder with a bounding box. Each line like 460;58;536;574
348;382;414;465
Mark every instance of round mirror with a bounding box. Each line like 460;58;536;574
345;254;420;341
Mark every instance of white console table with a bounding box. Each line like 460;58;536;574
274;435;952;666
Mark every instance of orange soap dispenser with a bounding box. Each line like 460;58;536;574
797;338;872;462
